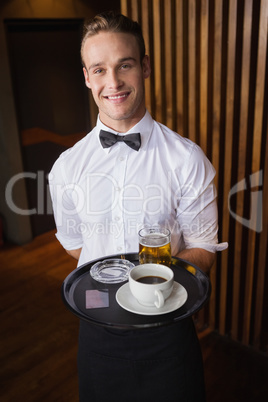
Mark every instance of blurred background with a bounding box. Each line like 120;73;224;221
0;0;267;401
0;0;120;242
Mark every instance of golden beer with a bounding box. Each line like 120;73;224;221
138;229;171;267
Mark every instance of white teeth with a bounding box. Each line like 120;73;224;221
108;94;127;100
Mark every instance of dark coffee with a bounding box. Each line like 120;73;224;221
137;276;167;284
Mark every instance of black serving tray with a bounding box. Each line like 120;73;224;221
61;254;211;329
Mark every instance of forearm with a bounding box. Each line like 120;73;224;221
66;248;82;261
176;248;215;274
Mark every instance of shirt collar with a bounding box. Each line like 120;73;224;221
96;110;154;153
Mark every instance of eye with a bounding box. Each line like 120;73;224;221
120;64;130;70
94;68;104;74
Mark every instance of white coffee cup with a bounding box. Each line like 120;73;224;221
129;264;174;308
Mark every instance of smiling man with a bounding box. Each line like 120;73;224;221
82;31;151;131
49;11;227;402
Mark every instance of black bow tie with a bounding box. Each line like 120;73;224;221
99;129;141;151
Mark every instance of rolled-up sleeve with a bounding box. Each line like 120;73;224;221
176;144;228;253
48;159;84;251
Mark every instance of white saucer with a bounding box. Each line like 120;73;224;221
116;281;188;316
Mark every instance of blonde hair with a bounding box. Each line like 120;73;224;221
81;11;146;67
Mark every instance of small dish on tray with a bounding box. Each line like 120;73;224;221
90;258;135;284
116;281;188;316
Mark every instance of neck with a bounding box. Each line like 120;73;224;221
99;111;146;133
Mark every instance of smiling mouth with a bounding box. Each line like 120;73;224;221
105;92;130;100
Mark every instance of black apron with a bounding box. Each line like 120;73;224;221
77;317;206;401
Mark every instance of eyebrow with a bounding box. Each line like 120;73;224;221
88;57;137;71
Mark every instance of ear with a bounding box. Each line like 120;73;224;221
83;67;91;89
142;55;151;79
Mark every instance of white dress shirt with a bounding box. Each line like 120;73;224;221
49;111;227;266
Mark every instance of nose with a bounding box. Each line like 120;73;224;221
108;69;123;89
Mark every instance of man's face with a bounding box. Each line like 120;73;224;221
82;31;151;132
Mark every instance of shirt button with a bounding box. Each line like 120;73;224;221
117;246;122;251
119;156;125;161
115;216;120;221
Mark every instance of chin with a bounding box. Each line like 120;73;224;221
106;110;136;122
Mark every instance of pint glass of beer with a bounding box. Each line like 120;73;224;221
138;227;171;267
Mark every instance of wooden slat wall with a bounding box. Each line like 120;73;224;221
121;0;268;353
